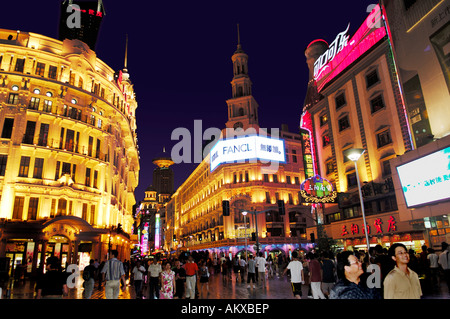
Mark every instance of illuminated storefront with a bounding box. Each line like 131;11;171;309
301;5;415;250
0;28;139;277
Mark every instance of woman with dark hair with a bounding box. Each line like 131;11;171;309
329;251;381;299
160;261;176;299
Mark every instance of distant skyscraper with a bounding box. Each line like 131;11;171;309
152;148;174;198
58;0;105;50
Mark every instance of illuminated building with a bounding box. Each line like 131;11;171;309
165;30;315;258
384;0;450;249
58;0;105;51
0;28;139;276
301;5;425;251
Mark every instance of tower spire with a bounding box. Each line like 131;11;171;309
235;23;244;54
124;34;128;70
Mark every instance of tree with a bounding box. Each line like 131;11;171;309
316;223;338;255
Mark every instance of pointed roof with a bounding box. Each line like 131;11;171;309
234;23;246;55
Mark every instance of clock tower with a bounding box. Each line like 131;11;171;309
225;24;260;135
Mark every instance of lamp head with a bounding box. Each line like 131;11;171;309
344;148;365;162
242;211;248;216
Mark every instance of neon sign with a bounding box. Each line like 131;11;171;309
341;216;397;237
314;4;386;92
300;175;337;203
300;110;318;177
155;214;161;250
141;222;149;255
209;135;286;172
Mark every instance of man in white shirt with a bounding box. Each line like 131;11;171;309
438;242;450;291
255;252;267;288
148;258;162;299
132;260;146;299
283;251;304;299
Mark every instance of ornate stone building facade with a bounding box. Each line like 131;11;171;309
0;28;139;276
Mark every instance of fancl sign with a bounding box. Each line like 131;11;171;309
209;135;286;172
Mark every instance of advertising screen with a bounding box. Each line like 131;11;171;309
396;146;450;207
209;135;285;172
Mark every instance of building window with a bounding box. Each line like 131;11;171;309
35;62;45;76
286;175;291;184
85;167;91;186
82;203;88;220
93;170;98;189
366;69;380;88
22;121;36;144
338;116;350;131
57;199;67;216
69;72;75;86
29;96;40;110
266;192;271;204
33;158;44;179
28;197;39;220
273;174;278;183
376;129;393;148
263;174;269;182
7;93;19;104
403;0;417;10
382;160;392;177
55;161;61;180
88;136;93;156
43;100;53;113
0;155;7;176
65;129;75;152
335;92;346;110
18;156;30;177
370;94;385;113
90;205;96;225
14;58;25;73
38;123;49;147
322;134;330;147
1;118;14;139
320;114;328;126
326;160;334;175
50;199;56;218
12;196;25;220
48;65;57;79
292;149;298;163
295;176;300;185
347;172;358;188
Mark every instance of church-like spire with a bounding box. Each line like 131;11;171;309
235;23;244;54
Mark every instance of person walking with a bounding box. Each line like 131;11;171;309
283;251;304;299
184;255;198;299
36;256;68;299
247;255;257;289
321;251;336;298
239;256;246;283
148;258;162;299
131;260;146;299
427;248;439;290
233;256;240;282
308;253;326;299
160;262;176;299
438;242;450;292
82;259;96;299
384;243;422;299
256;252;267;288
101;250;126;299
173;260;186;299
329;251;380;299
198;261;210;298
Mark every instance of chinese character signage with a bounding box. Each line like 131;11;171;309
340;215;397;237
300;175;337;203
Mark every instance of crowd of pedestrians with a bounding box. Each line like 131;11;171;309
24;240;450;299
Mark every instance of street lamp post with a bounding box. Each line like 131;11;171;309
242;211;248;260
344;148;371;257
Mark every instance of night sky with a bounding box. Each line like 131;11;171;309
1;0;376;202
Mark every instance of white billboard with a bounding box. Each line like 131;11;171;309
209;135;286;172
396;146;450;207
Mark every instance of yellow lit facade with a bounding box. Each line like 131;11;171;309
0;29;139;275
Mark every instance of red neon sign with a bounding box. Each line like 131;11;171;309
314;4;386;92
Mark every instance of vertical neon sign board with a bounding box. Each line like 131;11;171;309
141;222;149;255
314;4;386;92
155;214;160;250
300;110;317;177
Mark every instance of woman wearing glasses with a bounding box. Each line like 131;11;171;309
329;251;381;299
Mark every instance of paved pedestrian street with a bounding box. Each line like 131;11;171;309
2;269;449;300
